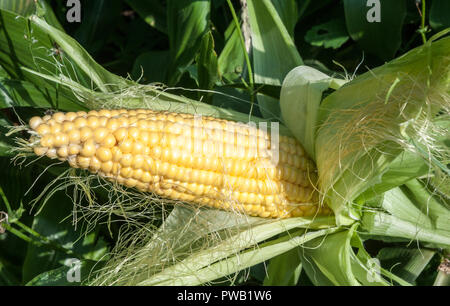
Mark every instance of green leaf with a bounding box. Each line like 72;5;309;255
36;0;65;31
196;31;219;99
73;0;122;56
30;16;128;92
22;191;108;283
430;0;450;31
357;150;429;202
125;0;167;33
361;211;450;248
280;65;345;159
271;0;299;37
25;259;100;286
0;77;86;111
246;0;303;120
217;20;245;83
131;51;169;83
343;0;407;60
263;247;302;286
377;247;435;284
114;205;335;285
299;225;360;286
167;0;211;85
299;225;401;286
140;226;339;286
0;257;20;285
0;0;36;16
305;18;350;49
0;9;127;102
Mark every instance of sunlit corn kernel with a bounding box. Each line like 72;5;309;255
159;162;170;176
57;146;68;158
113;127;128;142
61;122;74;132
42;115;51;121
131;155;144;170
29;117;43;130
79;127;93;142
112;147;122;162
46;148;57;159
119;139;133;154
40;134;54;147
87;110;99;116
135;182;148;192
132;169;143;180
119;167;133;178
151;146;162;159
100;161;113;173
127;127;140;139
36;124;51;135
117;117;129;126
93;127;109;143
136;119;148;129
68;144;81;155
98;109;111;117
140;171;152;183
50;123;62;134
87;116;99;128
75;156;90;168
74;117;87;128
64;112;77;121
76;111;87;117
96;147;112;162
33;147;47;156
148;132;159;145
120;153;133;167
97;116;109;127
80;139;96;157
100;134;116;148
132;142;144;155
105;118;119;130
110;162;120;176
89;157;102;172
53;132;69;147
52;112;65;123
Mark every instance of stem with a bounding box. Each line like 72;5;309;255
0;186;12;214
2;223;33;244
420;0;427;44
4;222;76;256
226;0;255;119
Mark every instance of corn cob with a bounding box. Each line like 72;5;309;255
27;109;331;218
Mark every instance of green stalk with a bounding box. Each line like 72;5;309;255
225;0;255;119
420;0;427;44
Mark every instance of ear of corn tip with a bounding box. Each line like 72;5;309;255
28;109;331;218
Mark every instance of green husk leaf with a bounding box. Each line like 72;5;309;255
263;247;302;286
315;34;450;225
280;65;346;159
361;211;450;248
139;226;339;286
377;247;436;284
